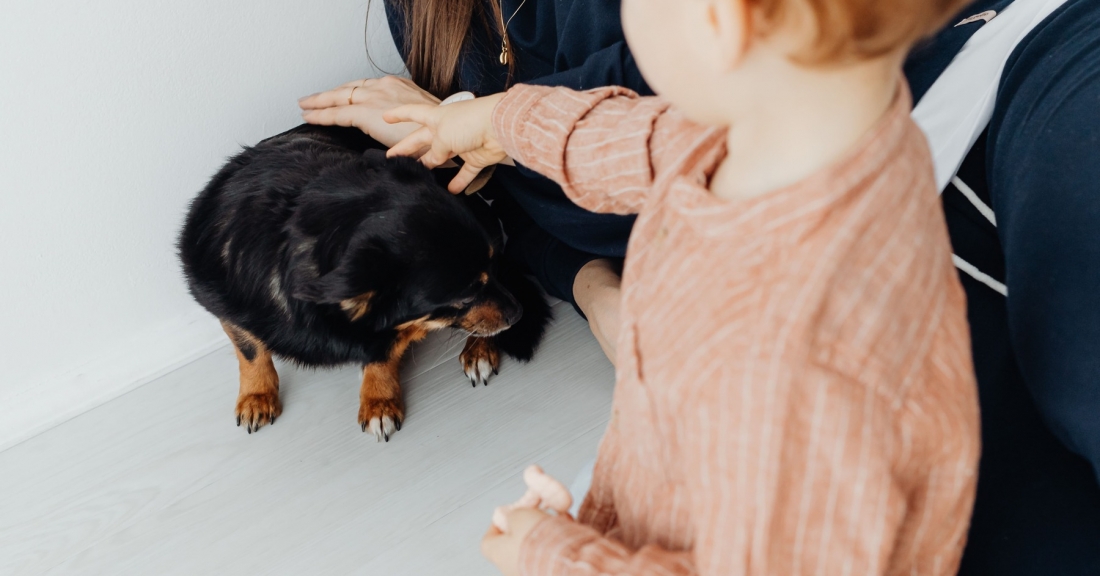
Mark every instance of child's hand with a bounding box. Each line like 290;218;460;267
482;507;551;576
483;465;572;574
384;93;508;194
492;465;573;531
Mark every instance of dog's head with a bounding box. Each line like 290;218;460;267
288;151;521;336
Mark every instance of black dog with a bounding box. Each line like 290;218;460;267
179;124;549;441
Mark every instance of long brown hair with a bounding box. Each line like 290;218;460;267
368;0;512;99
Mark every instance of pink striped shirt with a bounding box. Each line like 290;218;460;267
493;84;980;576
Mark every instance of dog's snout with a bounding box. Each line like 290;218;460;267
502;301;523;328
495;283;523;328
457;281;524;336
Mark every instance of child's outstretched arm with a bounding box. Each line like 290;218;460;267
386;85;722;215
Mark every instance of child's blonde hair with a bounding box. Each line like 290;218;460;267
748;0;971;63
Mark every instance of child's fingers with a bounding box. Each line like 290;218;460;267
418;139;459;170
515;490;541;509
447;162;489;194
523;465;573;512
387;126;435;159
383;103;437;126
491;506;511;532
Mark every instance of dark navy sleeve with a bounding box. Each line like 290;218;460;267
987;0;1100;480
523;41;651;94
382;0;408;60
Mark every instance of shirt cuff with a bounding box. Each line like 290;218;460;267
491;84;639;183
518;515;604;576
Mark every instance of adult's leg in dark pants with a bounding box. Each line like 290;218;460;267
481;179;622;317
957;276;1100;576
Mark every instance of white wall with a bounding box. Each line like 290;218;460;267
0;0;405;450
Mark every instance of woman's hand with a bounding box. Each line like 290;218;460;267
482;507;551;576
384;93;508;194
299;76;441;148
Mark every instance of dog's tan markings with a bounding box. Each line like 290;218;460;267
479;272;489;285
340;292;375;322
270;271;290;315
359;361;403;443
459;303;508;335
222;322;281;434
221;239;233;265
459;336;500;387
359;316;449;442
488;246;494;259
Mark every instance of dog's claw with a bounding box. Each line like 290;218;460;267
460;336;500;389
367;417;384;443
235;391;281;435
359;403;402;443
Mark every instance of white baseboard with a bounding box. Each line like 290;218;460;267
0;308;227;453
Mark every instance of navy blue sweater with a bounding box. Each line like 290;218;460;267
385;0;647;258
907;2;1100;573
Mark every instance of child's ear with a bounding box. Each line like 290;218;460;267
707;0;752;72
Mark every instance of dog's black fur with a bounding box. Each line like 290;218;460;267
179;124;550;437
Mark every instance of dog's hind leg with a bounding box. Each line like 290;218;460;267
222;322;282;434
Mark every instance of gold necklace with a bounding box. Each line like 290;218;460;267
498;0;528;65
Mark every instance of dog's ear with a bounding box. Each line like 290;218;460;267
361;148;387;166
339;292;374;321
292;271;378;322
384;154;434;185
288;239;387;314
289;269;354;304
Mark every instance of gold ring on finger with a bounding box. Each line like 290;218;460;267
349;86;358;106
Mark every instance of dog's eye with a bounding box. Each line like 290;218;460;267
454;295;478;308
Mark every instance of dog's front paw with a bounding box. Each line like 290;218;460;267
236;392;281;434
460;336;500;387
359;398;404;443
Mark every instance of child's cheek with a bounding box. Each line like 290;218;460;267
622;1;668;86
622;0;702;102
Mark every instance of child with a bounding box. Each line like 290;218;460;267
386;0;979;573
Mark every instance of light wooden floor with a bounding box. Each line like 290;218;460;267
0;302;614;575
